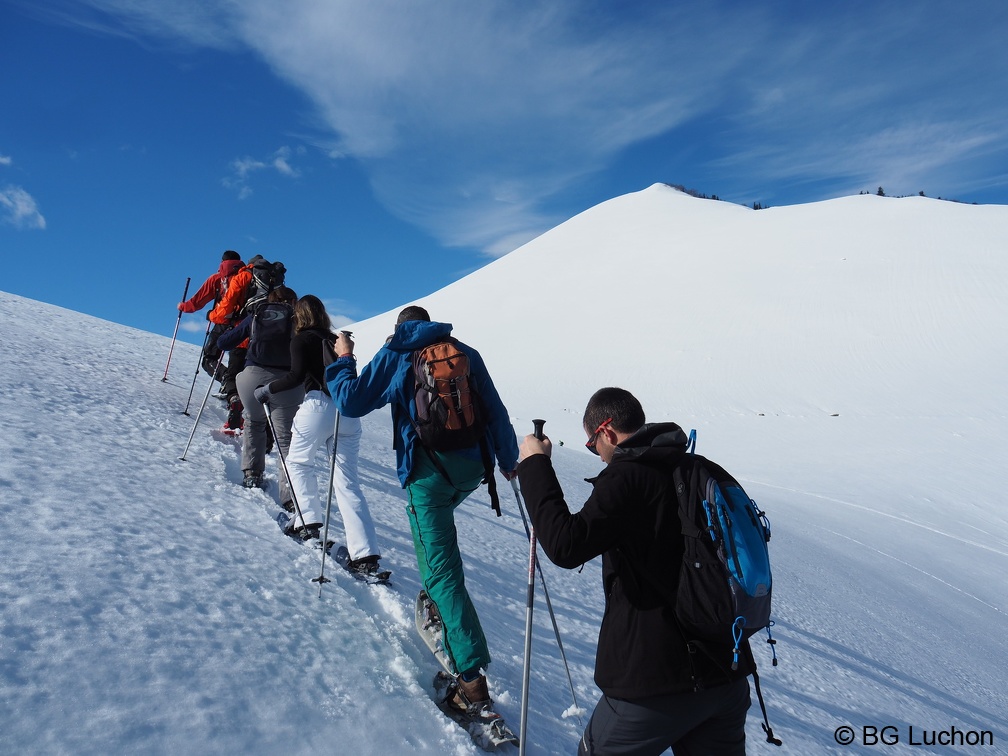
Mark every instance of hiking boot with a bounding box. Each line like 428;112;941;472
283;521;322;541
280;499;296;513
226;396;244;431
242;472;264;489
347;554;383;578
450;673;491;713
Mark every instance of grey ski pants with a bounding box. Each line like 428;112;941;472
578;678;750;756
236;364;304;504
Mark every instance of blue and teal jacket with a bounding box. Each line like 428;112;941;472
325;320;519;488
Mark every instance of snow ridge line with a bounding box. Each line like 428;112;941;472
820;527;1005;616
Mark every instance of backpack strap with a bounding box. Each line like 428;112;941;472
479;436;501;517
414;437;501;517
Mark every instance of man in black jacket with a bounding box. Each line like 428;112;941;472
516;387;752;755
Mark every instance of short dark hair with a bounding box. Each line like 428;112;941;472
222;250;241;262
396;305;431;326
583;387;645;435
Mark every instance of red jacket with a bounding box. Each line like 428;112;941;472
179;259;244;313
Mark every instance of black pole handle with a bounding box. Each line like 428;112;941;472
532;419;546;440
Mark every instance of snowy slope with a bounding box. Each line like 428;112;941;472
2;186;1007;754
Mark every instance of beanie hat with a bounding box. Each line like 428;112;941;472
222;250;241;262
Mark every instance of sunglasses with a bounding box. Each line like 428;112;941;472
585;417;613;455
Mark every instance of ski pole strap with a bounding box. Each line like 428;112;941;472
751;665;782;746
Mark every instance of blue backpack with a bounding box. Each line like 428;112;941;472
673;439;781;746
672;450;775;668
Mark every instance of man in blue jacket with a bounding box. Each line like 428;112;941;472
326;305;519;713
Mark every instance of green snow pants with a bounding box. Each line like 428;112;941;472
406;448;490;676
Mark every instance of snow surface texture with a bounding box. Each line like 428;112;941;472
1;185;1006;754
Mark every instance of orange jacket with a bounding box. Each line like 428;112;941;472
208;265;253;325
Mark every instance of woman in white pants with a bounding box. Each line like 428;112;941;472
254;296;382;569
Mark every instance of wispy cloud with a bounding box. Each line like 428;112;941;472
179;320;207;334
222;146;304;199
321;297;363;330
48;1;1008;248
0;185;46;230
0;155;12;166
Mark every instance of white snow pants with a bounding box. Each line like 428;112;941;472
285;390;380;560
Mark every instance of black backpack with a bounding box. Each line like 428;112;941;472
247;302;293;367
303;329;338;396
242;258;286;315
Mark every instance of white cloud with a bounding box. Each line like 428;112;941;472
52;1;1008;246
222;146;302;199
180;320;208;334
0;185;46;230
0;155;12;166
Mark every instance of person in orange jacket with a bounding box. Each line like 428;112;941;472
208;257;258;328
207;255;281;430
179;251;245;384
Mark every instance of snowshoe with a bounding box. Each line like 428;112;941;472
332;546;391;585
242;472;265;489
433;671;519;750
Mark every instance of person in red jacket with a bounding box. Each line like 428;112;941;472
178;250;244;385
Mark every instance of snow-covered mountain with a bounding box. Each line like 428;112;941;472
1;184;1006;754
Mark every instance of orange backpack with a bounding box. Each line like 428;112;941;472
411;339;486;451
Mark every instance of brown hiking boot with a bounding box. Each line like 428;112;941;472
450;673;491;713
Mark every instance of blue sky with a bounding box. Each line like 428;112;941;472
3;0;1007;343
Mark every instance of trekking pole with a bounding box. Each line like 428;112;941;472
162;277;190;382
314;409;341;596
179;351;225;461
183;321;213;416
518;418;546;755
509;478;582;726
263;403;310;536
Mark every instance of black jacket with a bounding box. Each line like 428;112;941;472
516;422;752;699
267;328;331;396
